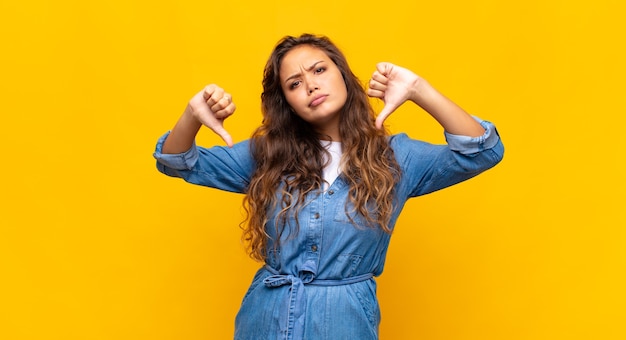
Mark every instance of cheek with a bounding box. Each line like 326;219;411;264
333;74;348;97
337;80;348;102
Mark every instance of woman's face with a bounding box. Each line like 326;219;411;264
279;45;348;138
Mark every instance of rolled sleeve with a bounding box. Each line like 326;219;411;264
444;117;500;155
152;131;254;193
152;131;199;170
392;115;504;198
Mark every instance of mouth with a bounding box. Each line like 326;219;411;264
309;94;328;107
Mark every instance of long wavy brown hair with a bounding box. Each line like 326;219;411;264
242;34;400;262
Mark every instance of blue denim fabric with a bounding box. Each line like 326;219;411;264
153;117;504;340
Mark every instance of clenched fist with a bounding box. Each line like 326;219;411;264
186;84;236;146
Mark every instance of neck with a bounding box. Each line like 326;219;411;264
313;121;341;142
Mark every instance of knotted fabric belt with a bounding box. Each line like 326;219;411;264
262;265;373;340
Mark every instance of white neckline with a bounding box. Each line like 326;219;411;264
321;140;342;190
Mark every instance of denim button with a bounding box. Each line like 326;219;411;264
311;245;318;252
328;190;334;195
314;212;320;219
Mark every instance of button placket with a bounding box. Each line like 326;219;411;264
306;193;322;260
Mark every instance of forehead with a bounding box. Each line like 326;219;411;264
279;45;331;76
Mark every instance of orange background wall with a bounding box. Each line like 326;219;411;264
1;0;624;339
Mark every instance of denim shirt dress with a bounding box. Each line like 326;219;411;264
153;117;504;340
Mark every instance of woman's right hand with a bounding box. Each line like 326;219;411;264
186;84;236;147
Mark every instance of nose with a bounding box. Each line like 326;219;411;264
306;78;319;94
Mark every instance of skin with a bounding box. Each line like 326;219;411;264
162;84;235;153
368;62;485;136
279;45;348;141
161;50;485;154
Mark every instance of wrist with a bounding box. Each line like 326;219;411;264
409;77;433;106
181;106;203;130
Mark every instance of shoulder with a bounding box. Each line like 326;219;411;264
388;133;410;145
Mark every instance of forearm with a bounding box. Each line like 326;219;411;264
411;79;485;137
161;108;202;154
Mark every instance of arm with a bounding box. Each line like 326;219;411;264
162;84;236;153
392;125;503;198
154;84;254;193
368;63;503;198
154;135;254;193
367;62;485;137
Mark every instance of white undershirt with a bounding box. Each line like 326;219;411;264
321;140;342;190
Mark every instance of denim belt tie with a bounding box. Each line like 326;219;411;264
262;265;373;340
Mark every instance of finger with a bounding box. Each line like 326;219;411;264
210;121;234;148
376;62;394;76
375;103;400;130
374;109;390;130
210;93;232;114
191;103;234;147
197;113;233;147
367;87;385;99
203;84;217;101
371;70;388;85
368;77;387;92
206;87;224;108
214;102;236;119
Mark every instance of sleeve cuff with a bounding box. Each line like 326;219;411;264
152;131;199;170
444;116;500;155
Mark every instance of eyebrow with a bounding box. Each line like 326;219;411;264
284;61;324;84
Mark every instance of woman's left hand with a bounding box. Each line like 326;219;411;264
367;62;421;129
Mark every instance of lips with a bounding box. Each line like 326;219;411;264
309;94;328;107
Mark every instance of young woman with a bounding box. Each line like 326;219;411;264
153;34;504;340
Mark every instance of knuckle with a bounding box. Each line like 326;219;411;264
205;84;216;94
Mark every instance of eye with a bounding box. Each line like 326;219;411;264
289;80;301;89
315;67;326;74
